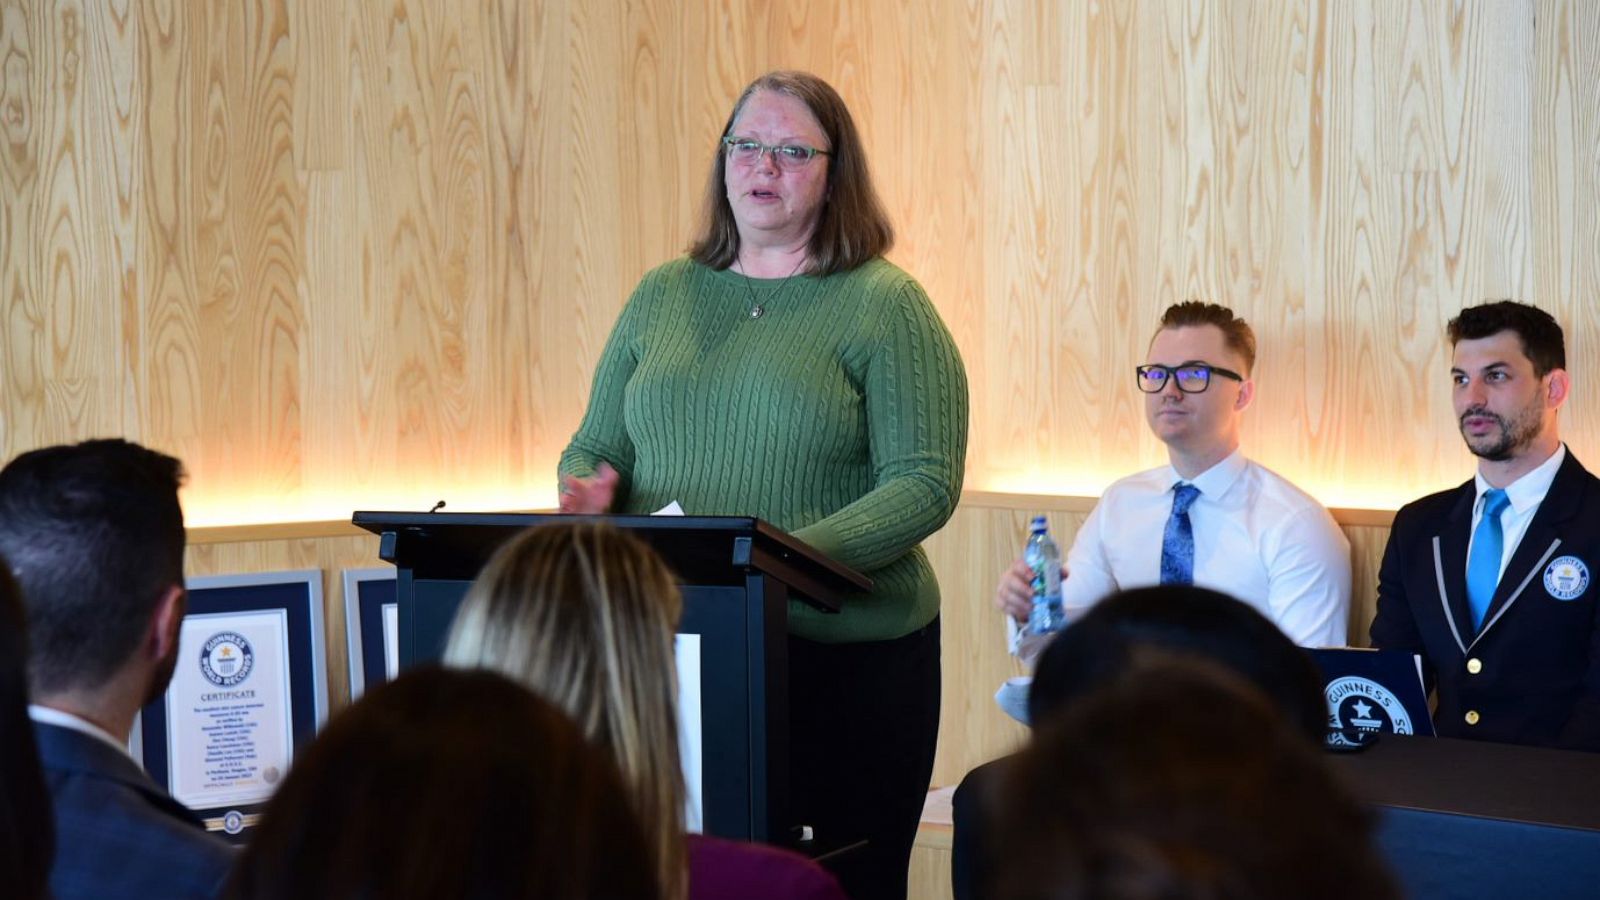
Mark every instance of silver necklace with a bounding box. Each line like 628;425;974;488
735;257;805;319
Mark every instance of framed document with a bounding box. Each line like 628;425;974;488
342;567;399;699
137;570;329;839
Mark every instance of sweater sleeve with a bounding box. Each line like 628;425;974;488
557;285;644;501
791;281;969;572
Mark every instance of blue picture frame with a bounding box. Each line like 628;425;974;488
342;567;397;699
135;570;328;840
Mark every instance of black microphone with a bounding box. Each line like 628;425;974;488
428;500;446;513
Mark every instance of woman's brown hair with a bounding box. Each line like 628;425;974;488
226;667;658;900
689;70;894;275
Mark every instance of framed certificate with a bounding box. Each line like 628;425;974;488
137;570;329;839
342;567;399;699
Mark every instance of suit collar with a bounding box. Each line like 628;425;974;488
32;720;205;828
1473;443;1566;517
1435;480;1476;650
1471;450;1591;643
1522;446;1588;527
1430;451;1595;653
27;704;132;761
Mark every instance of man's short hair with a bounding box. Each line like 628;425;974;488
0;440;186;694
1155;302;1257;374
1447;300;1566;377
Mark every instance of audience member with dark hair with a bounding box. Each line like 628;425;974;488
989;659;1398;900
953;585;1329;900
0;439;233;900
444;521;847;900
0;562;53;900
1028;585;1327;739
226;666;658;900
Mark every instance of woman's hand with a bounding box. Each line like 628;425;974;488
558;462;620;514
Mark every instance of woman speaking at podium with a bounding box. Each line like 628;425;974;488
557;71;968;900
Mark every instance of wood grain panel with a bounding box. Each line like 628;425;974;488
1534;0;1600;449
8;0;1600;517
1345;522;1390;643
908;837;954;900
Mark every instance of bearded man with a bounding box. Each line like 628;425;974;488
1372;301;1600;751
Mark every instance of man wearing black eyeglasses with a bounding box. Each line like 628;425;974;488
956;303;1354;900
994;301;1351;669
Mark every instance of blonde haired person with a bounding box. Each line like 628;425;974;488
444;522;846;900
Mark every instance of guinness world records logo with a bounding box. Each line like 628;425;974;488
1544;555;1590;601
1326;676;1413;735
199;632;255;687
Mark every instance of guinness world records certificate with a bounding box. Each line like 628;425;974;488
165;609;295;809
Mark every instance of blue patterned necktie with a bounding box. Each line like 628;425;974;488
1466;488;1511;631
1160;483;1202;586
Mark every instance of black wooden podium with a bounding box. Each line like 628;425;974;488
351;511;870;843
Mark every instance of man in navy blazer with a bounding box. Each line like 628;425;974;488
0;440;234;899
1372;302;1600;751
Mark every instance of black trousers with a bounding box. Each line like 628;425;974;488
949;756;1007;900
788;618;941;900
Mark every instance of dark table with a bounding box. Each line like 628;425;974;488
1328;735;1600;899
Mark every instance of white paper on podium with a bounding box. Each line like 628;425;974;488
654;501;685;516
675;633;704;832
165;609;295;810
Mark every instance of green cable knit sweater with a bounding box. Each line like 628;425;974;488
559;256;969;643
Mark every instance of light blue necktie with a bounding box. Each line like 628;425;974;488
1466;489;1511;631
1160;483;1201;586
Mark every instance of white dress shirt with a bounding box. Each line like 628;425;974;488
28;703;135;761
1468;443;1566;582
1014;450;1351;663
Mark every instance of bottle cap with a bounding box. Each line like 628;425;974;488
1030;515;1048;532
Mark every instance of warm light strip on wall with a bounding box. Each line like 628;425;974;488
179;468;1444;531
971;467;1450;515
181;485;562;528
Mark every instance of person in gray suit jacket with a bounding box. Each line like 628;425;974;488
1372;302;1600;751
0;439;234;900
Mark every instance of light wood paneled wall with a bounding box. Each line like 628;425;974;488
5;1;1600;520
10;8;1594;894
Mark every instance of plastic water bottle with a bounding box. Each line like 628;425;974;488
1023;515;1064;636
